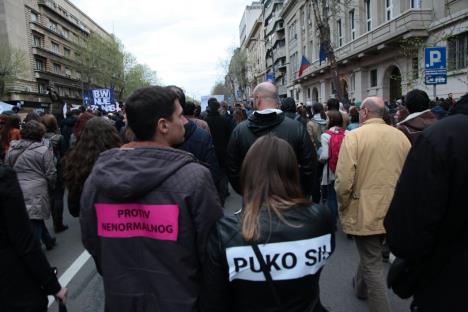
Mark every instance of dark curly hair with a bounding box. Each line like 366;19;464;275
63;118;121;206
20;120;46;142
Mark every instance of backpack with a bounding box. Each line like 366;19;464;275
325;128;346;173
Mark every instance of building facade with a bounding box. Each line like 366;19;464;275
279;0;468;105
240;2;263;49
0;0;112;110
262;0;288;97
245;15;266;98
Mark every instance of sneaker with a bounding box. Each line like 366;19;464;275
54;224;69;233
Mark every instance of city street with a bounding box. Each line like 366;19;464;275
46;190;411;312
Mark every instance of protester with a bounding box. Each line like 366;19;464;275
232;104;247;124
335;97;411;312
281;97;297;119
60;109;79;151
319;110;346;224
5;121;57;250
394;105;409;124
183;100;211;134
63;117;122;217
327;98;349;128
347;106;359;130
41;114;68;233
169;86;222;199
80;86;223;311
0;165;67;311
24;111;42;123
397;89;437;144
307;103;328;203
203;135;335;312
384;93;468;312
226;82;316;200
0;114;21;163
69;111;95;147
205;97;232;203
296;104;309;126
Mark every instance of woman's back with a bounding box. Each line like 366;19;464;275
204;203;335;312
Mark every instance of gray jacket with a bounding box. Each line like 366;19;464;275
5;140;56;220
80;144;223;312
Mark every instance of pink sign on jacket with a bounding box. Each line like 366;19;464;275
95;203;179;241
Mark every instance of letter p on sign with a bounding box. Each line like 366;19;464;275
429;50;441;67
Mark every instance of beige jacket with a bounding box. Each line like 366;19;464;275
335;118;410;235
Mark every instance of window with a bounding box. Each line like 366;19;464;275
365;0;372;32
62;27;69;39
64;47;71;57
53;63;61;74
32;35;41;47
38;83;47;94
49;20;58;32
35;59;44;71
31;12;38;23
411;0;422;9
337;19;343;47
412;57;419;79
349;9;356;40
308;88;311;99
370;69;378;87
448;32;468;70
350;73;355;91
51;42;60;54
386;0;393;21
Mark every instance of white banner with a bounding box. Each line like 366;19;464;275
226;234;332;282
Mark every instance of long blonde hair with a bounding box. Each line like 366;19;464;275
240;135;311;242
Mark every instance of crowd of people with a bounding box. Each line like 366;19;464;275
0;82;466;312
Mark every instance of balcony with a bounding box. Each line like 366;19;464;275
334;9;432;62
297;9;433;81
32;47;77;66
34;70;81;88
273;45;286;61
264;0;283;21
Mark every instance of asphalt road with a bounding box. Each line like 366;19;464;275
45;189;411;312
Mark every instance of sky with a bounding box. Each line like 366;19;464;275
70;0;254;99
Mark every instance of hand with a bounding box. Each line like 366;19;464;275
55;287;68;304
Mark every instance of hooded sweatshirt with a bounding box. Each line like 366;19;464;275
80;143;223;312
226;110;316;198
397;109;437;144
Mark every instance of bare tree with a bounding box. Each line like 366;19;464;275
0;45;26;99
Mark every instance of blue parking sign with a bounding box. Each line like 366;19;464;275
424;47;447;85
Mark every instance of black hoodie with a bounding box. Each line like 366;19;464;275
226;110;317;198
80;144;223;312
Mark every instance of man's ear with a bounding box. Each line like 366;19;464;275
157;118;169;135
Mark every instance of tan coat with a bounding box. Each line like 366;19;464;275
335;118;411;235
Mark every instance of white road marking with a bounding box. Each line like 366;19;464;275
48;250;92;307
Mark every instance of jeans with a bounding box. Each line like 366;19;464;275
327;181;338;225
30;219;54;248
354;234;391;312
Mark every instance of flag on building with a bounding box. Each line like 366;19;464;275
298;56;311;77
319;44;327;65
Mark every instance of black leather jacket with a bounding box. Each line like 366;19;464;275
202;204;335;312
226;111;317;198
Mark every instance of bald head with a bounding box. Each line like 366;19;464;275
362;96;385;118
253;82;279;110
